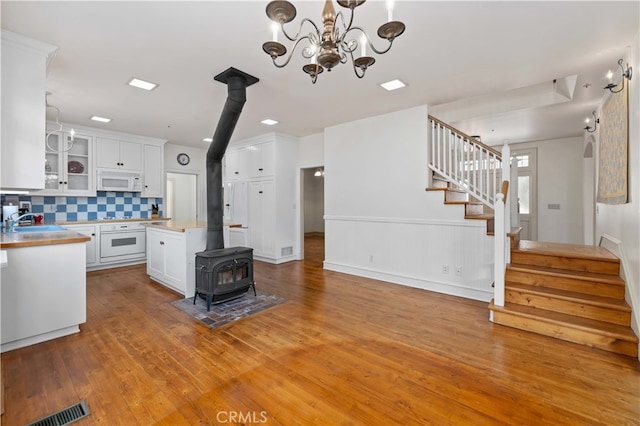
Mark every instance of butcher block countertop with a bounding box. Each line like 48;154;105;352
0;230;90;249
144;221;208;233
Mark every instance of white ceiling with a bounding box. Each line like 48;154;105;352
2;1;638;149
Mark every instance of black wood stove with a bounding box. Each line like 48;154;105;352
194;247;256;311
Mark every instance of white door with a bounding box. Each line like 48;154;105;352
513;149;537;241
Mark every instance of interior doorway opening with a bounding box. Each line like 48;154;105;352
166;172;197;222
298;166;325;262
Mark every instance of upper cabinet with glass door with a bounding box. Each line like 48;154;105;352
39;130;95;195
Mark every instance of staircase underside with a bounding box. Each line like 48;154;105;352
489;240;638;357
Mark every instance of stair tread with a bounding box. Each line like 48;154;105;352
507;263;625;285
514;240;619;263
444;200;469;205
489;301;638;342
506;282;631;311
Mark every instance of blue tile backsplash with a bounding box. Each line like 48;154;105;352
1;192;163;223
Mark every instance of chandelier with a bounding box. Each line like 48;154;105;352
262;0;405;84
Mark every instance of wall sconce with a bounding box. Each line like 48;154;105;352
604;58;632;93
584;111;599;133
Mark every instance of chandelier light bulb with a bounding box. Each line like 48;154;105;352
271;22;279;42
360;35;366;57
387;0;394;22
606;69;613;82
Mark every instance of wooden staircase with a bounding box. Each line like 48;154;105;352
426;175;496;235
489;240;638;357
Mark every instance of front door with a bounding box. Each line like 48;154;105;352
513;149;537;241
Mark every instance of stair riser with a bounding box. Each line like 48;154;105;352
465;204;484;216
444;191;468;202
432;179;449;189
506;269;625;299
511;252;619;275
505;289;631;326
491;310;638;357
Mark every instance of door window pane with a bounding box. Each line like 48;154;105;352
518;176;530;214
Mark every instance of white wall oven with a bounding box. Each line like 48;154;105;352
100;223;146;263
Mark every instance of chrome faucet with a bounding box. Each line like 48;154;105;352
4;213;39;232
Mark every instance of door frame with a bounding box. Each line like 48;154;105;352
165;171;200;222
296;162;324;260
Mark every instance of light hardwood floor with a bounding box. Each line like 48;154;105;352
2;235;639;425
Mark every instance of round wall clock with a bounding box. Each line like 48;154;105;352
177;153;190;166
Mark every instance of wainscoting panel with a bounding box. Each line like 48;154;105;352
324;216;494;301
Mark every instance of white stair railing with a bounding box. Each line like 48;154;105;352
428;115;503;208
427;115;512;316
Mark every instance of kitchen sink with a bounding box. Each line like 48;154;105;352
10;225;66;233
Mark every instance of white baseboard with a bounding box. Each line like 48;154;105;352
1;325;80;354
323;261;493;302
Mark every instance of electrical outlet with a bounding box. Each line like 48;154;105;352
369;255;374;262
455;266;462;276
442;265;449;274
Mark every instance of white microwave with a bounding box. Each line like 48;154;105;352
97;170;143;192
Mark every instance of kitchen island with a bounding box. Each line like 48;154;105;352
0;229;90;352
145;221;207;297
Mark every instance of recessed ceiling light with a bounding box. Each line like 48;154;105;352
90;116;112;123
202;137;213;142
261;119;278;126
128;77;158;91
380;79;406;91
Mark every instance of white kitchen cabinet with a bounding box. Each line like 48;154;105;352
225;133;298;263
1;241;86;353
0;30;57;192
248;141;275;178
224;147;249;181
249;180;276;258
142;144;164;197
224;141;275;181
96;137;142;172
63;224;99;266
38;130;95;195
146;226;206;297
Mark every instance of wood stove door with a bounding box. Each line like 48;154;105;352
214;258;252;294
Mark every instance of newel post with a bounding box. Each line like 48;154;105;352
501;142;511;264
493;192;506;308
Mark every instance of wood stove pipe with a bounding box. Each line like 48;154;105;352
206;68;259;250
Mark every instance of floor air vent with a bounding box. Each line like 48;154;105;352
27;400;90;426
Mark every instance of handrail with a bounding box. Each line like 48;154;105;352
501;180;509;203
428;114;502;157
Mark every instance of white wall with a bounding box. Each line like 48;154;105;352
509;137;584;244
324;105;495;301
298;133;324;167
595;30;640;350
164;143;207;221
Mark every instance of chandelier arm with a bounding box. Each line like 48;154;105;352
349;52;366;79
334;9;355;34
280;17;321;42
343;26;395;55
271;35;313;68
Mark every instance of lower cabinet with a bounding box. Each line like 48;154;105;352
63;224;99;266
146;227;206;297
249;180;276;258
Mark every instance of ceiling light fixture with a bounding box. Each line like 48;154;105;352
128;77;158;91
314;168;325;177
584;111;599;133
262;0;405;84
380;79;405;91
45;92;76;153
261;119;279;126
604;59;632;93
90;116;112;123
